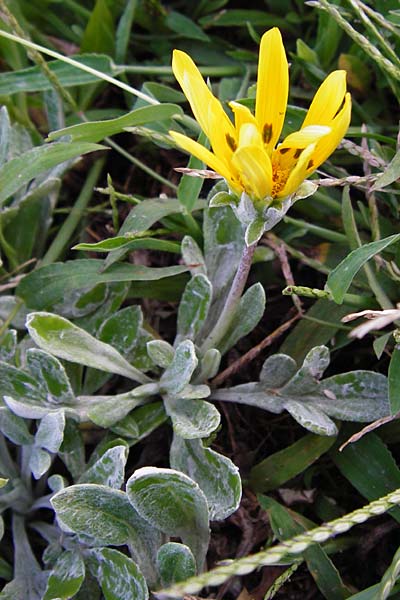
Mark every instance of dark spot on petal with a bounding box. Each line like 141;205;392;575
279;147;290;155
333;95;346;119
307;159;314;170
225;133;237;152
263;123;273;144
294;148;303;159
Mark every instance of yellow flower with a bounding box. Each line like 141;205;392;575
169;28;351;203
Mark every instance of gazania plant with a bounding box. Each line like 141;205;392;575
170;27;351;244
0;3;399;599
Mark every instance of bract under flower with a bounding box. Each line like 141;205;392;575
169;27;351;204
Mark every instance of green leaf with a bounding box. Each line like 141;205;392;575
326;234;400;304
0;329;16;363
259;496;350;600
321;371;389;422
126;467;210;571
203;204;245;303
212;347;389;436
73;236;180;254
331;432;400;523
375;543;400;599
176;274;212;344
170;436;241;520
82;384;157;428
111;402;167;442
199;8;292;28
78;445;127;489
0;407;34;445
166;11;210;41
18;260;189;311
157;543;196;587
27;349;75;406
105;198;206;268
26;312;150;383
389;348;400;415
146;340;174;369
195;348;221;381
249;434;336;493
49;104;183;144
217;282;265;355
51;484;163;582
160;340;198;394
43;551;85;600
59;419;86;479
0;361;51;418
29;446;52;480
0;142;105;207
280;299;355;363
180;235;206;276
0;55;115;94
87;548;148;600
35;410;65;453
245;217;266;246
116;0;138;63
81;0;115;55
165;397;219;439
372;149;400;191
284;401;338;436
177;130;207;211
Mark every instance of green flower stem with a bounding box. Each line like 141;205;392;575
200;242;257;354
41;157;105;266
158;488;400;598
283;216;347;243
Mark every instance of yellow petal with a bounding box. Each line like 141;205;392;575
255;28;289;153
231;145;272;199
238;123;263;148
169;130;242;194
302;71;347;128
278;144;315;198
279;125;331;149
274;125;331;171
306;93;351;171
229;101;257;132
172;50;236;162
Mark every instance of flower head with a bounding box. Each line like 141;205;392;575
169;28;351;204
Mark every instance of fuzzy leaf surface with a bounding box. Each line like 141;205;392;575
126;467;210;571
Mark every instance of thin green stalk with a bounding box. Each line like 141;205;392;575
0;29;158;105
159;488;400;598
62;0;91;18
0;297;24;338
342;188;393;310
359;1;400;40
348;0;400;67
41;158;105;265
283;216;347;243
264;562;302;599
200;241;257;353
105;137;178;192
181;210;202;243
0;0;77;110
310;0;400;91
121;64;255;78
0;221;18;271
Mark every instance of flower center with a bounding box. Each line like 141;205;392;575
271;164;289;197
